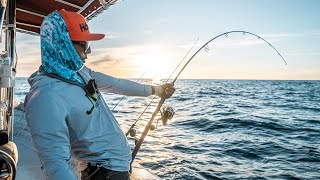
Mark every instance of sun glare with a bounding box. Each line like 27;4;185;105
135;52;174;85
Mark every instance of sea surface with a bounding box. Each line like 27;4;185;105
14;78;320;180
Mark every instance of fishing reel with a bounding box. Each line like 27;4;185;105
160;106;175;126
150;106;176;131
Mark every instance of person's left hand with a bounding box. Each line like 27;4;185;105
154;83;175;99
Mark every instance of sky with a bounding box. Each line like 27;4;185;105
15;0;320;80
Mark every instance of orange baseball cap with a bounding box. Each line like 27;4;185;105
59;9;105;41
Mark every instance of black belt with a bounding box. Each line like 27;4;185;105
81;164;130;180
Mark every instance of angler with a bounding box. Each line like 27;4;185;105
23;10;175;180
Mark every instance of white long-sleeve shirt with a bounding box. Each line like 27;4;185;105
24;66;152;180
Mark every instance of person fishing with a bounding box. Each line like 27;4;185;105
24;9;175;180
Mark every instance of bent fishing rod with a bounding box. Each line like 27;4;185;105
131;30;287;163
125;38;199;137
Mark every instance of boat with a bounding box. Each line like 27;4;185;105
0;0;160;179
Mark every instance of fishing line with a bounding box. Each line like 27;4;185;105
125;38;200;137
167;38;199;80
112;36;200;112
172;31;287;84
99;78;121;90
130;30;287;163
112;72;146;111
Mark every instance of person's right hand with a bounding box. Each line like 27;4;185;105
153;83;175;99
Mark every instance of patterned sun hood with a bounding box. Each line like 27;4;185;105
40;10;84;84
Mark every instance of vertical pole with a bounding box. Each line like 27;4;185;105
7;0;15;66
5;0;15;141
0;0;8;138
0;0;9;145
0;0;8;41
0;1;17;179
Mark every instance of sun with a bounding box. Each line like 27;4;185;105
134;52;174;85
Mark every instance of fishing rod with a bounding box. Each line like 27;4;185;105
114;39;199;113
131;30;287;163
172;31;286;84
125;38;199;137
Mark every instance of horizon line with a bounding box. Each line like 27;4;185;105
15;76;320;81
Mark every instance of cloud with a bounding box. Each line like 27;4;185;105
89;54;119;66
93;43;172;57
260;32;305;38
311;31;320;36
14;34;41;76
285;50;320;56
262;30;320;38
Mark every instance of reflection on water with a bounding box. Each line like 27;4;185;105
15;78;320;179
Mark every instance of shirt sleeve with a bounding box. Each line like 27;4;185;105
25;95;77;180
90;70;153;97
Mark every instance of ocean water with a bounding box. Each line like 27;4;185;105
14;78;320;179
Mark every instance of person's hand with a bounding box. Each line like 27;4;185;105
153;83;175;99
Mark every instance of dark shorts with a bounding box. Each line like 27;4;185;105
81;164;130;180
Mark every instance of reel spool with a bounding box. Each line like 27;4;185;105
160;106;175;126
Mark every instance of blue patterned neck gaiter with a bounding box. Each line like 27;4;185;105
40;11;84;84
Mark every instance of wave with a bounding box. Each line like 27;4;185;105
13;79;320;179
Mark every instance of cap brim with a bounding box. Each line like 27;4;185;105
72;33;105;41
87;34;105;41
